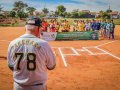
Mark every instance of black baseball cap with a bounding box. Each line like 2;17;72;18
26;16;42;26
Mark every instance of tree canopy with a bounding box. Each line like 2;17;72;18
56;5;66;16
42;8;49;14
27;7;36;15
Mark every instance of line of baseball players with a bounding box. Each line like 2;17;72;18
40;19;115;40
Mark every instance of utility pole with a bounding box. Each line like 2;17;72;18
109;4;111;12
44;0;46;9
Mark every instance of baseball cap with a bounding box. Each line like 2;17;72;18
26;16;42;26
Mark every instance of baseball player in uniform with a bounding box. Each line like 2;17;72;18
7;16;56;90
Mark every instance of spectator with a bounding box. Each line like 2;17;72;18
42;18;49;32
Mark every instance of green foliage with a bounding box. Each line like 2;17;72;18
0;14;5;18
113;19;120;25
56;5;66;17
79;12;86;18
106;9;112;13
9;11;16;18
39;14;46;18
102;12;110;19
67;10;89;18
13;1;28;18
13;1;28;11
99;11;110;19
26;7;36;15
66;12;71;18
71;11;79;18
17;11;28;18
42;8;49;14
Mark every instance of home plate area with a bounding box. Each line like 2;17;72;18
52;46;120;67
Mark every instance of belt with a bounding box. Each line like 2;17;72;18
15;81;43;86
33;83;43;86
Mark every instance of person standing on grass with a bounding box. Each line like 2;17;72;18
7;16;56;90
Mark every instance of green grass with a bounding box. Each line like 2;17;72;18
113;19;120;25
0;24;11;27
0;18;120;27
0;21;26;27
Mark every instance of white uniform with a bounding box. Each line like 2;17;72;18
8;34;56;90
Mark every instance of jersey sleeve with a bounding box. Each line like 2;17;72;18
7;43;14;71
43;43;56;70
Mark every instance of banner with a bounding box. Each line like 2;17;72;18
40;32;57;41
56;31;99;40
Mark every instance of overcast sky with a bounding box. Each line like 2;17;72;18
0;0;120;12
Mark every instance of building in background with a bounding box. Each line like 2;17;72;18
109;11;120;19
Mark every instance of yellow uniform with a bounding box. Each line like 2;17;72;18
78;23;82;31
81;23;85;31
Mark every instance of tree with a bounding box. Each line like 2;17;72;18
63;12;71;18
99;10;104;18
17;11;28;18
9;11;16;18
13;1;28;19
99;11;110;19
103;12;110;19
106;9;112;13
71;11;79;18
56;5;66;16
79;12;86;18
73;9;79;12
42;8;49;14
13;1;28;11
27;7;36;15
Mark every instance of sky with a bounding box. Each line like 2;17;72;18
0;0;120;12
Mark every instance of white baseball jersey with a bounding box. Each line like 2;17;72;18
8;34;56;86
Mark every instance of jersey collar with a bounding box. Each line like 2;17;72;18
20;34;37;38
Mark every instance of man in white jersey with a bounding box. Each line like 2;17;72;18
7;16;56;90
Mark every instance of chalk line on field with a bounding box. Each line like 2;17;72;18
96;41;115;47
96;47;120;61
71;47;80;55
1;39;120;66
58;48;68;67
82;47;95;55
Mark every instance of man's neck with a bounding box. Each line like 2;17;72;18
25;31;36;36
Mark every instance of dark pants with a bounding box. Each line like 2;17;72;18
109;29;114;39
62;30;69;32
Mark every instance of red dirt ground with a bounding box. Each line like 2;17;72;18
0;26;120;90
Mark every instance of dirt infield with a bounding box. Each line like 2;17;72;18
0;26;120;90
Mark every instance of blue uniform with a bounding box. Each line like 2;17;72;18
96;22;101;30
91;22;96;31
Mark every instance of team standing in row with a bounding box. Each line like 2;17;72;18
41;19;115;40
